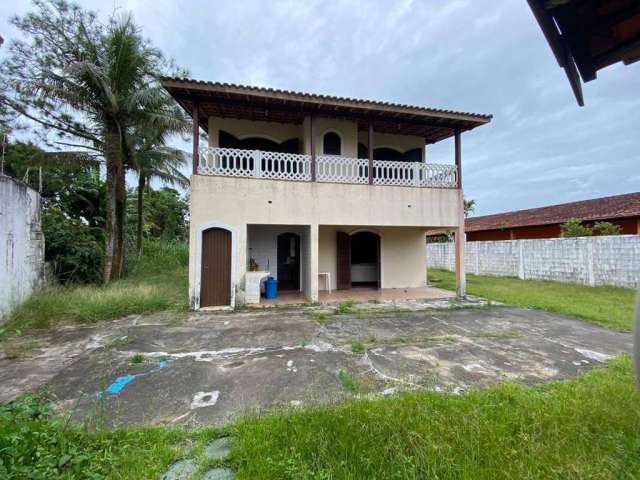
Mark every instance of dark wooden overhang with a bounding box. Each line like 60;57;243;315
161;77;492;144
528;0;640;106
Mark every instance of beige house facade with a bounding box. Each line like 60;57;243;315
162;78;491;308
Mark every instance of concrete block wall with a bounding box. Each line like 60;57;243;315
0;175;45;317
427;235;640;289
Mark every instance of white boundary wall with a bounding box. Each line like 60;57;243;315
427;235;640;289
1;176;45;316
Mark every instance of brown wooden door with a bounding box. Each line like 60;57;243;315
336;231;351;290
201;228;231;307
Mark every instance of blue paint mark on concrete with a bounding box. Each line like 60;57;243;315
97;359;169;397
105;374;137;394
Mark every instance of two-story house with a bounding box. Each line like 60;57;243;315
161;78;491;309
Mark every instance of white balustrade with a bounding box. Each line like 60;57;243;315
198;147;457;188
316;156;369;184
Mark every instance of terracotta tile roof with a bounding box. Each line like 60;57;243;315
466;192;640;232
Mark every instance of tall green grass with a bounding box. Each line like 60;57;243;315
428;269;636;331
1;240;188;335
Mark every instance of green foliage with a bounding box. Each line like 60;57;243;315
335;301;356;315
42;208;105;284
130;353;145;364
0;394;214;479
560;218;593;237
428;269;635;331
233;356;640;479
2;240;188;334
463;198;475;217
129;187;189;243
593;221;622;236
337;370;360;394
350;341;366;353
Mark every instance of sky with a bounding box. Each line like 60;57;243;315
1;0;638;216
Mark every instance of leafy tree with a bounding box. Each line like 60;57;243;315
1;0;186;282
128;187;189;244
593;221;622;236
42;208;105;284
464;198;476;217
561;218;593;237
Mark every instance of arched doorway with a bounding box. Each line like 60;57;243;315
277;232;301;291
200;227;232;307
350;231;380;288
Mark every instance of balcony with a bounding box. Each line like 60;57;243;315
198;147;459;189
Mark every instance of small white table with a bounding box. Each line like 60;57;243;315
318;272;332;294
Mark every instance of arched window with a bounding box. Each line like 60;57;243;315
322;132;342;155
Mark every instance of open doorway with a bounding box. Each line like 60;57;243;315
277;232;300;291
350;231;380;288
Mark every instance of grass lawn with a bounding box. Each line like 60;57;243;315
0;241;188;336
1;356;638;479
428;269;637;332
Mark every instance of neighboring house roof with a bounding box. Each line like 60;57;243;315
527;0;640;106
466;192;640;232
161;77;492;144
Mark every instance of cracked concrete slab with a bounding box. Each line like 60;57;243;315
0;304;631;426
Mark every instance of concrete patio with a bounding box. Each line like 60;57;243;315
0;300;631;427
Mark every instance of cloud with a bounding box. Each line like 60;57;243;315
1;0;638;214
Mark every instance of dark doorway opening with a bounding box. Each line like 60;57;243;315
277;233;300;291
350;231;380;288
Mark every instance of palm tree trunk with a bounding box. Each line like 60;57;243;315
103;121;123;283
136;173;145;256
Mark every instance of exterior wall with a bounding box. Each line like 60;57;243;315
0;176;45;316
467;217;640;241
247;224;308;287
208;117;302;147
318;226;427;291
357;131;426;161
313;117;358;158
427;235;640;288
190;175;459;305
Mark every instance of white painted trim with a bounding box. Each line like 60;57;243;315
321;128;344;155
346;228;385;289
194;222;237;310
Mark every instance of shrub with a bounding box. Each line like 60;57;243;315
593;221;622;236
560;218;592;237
42;208;105;284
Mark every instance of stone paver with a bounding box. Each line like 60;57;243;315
205;437;232;460
201;468;235;480
161;459;196;480
0;301;631;427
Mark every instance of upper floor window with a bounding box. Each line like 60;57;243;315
322;132;341;155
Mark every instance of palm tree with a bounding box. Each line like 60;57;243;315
63;15;186;281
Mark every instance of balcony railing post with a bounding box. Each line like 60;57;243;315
413;162;420;187
254;150;262;178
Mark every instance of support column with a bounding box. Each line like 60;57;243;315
454;131;465;296
368;124;374;185
310;115;317;181
192;102;199;176
455;200;466;297
306;224;319;302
